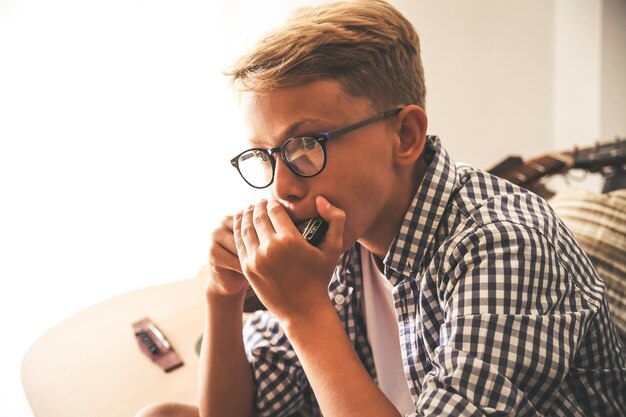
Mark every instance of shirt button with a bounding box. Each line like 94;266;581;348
334;294;345;305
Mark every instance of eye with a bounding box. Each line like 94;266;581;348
253;150;271;164
284;137;325;176
303;137;318;150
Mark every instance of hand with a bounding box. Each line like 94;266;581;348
205;215;248;300
233;196;346;324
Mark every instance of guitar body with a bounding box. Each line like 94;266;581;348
21;267;209;417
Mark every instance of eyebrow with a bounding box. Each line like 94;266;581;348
248;118;337;147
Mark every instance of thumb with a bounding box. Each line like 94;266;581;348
315;195;345;254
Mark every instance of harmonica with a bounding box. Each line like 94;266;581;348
296;217;328;247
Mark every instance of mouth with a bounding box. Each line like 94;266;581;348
290;213;319;225
278;203;318;225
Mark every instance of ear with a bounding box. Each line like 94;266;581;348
392;105;428;167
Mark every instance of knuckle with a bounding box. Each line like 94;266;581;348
241;225;252;237
249;251;269;273
268;203;282;216
243;254;261;274
279;235;298;249
208;249;227;268
275;234;291;246
241;264;252;277
208;263;222;275
208;242;222;260
253;212;266;225
257;242;275;260
248;253;260;268
208;243;218;258
209;229;221;243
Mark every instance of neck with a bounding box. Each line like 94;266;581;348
358;158;428;260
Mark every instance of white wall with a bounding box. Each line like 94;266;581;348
0;2;250;415
402;0;557;168
601;0;626;140
549;0;625;192
1;1;624;415
553;0;602;151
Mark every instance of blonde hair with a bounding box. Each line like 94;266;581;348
226;0;426;110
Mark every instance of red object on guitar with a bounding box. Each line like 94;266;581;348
132;318;184;372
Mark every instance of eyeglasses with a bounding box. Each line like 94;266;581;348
230;107;403;189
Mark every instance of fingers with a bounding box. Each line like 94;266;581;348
212;216;236;255
266;199;298;235
252;200;276;241
315;195;345;253
209;215;242;273
232;210;248;260
209;242;243;274
222;215;235;232
240;205;259;249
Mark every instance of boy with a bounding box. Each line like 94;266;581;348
137;1;626;416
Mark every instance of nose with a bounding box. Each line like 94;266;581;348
271;156;306;203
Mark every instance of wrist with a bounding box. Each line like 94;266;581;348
206;287;247;311
281;299;337;339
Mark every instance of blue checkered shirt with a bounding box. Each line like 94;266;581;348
243;136;626;416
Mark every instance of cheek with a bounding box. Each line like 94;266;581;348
326;167;392;244
316;142;394;241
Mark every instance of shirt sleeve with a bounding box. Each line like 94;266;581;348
243;310;309;417
411;221;599;417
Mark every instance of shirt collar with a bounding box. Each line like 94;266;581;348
383;136;458;283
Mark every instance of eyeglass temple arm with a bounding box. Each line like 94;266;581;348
325;108;403;140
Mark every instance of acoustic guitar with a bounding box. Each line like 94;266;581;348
21;266;211;417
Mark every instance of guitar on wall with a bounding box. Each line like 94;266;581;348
486;137;626;195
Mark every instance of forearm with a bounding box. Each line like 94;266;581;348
198;292;255;417
283;304;401;417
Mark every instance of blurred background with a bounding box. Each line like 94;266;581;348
1;0;624;415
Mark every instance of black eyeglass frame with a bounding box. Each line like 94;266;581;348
230;107;403;189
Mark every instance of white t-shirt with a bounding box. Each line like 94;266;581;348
360;246;415;415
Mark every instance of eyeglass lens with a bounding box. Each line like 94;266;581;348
237;137;325;188
237;150;274;188
284;137;324;176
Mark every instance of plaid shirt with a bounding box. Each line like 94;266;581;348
243;136;626;417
